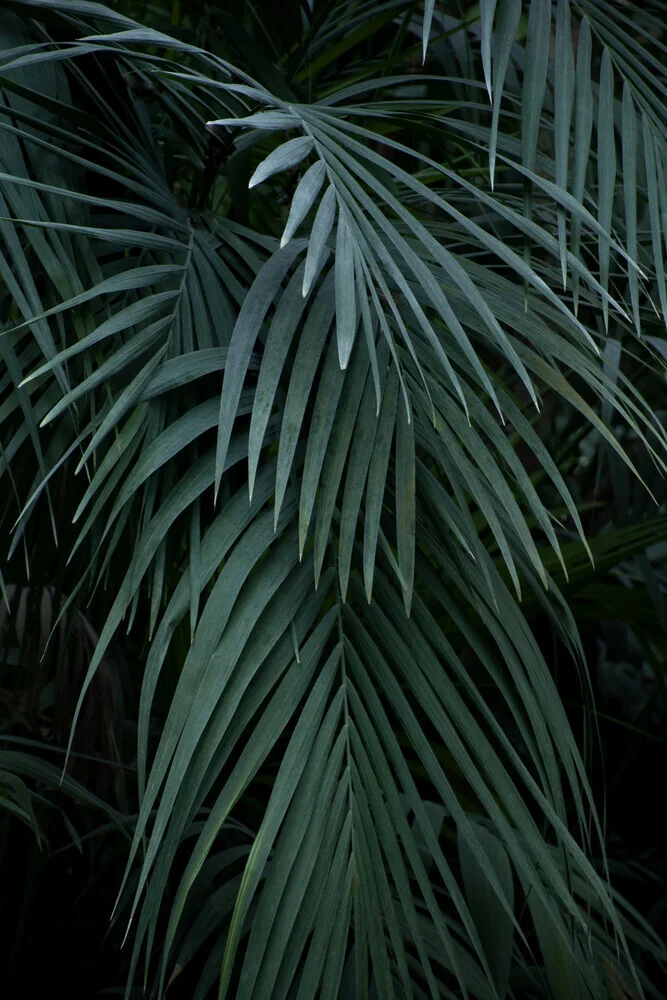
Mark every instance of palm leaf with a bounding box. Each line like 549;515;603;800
2;3;667;998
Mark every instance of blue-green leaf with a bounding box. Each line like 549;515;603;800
249;135;314;189
597;48;616;331
281;160;326;248
303;184;336;297
334;211;357;369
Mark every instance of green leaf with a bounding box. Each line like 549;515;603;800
218;654;343;999
338;342;391;599
41;316;170;426
74;345;167;469
459;823;514;1000
275;271;336;525
334;210;357;369
363;365;399;603
480;0;498;101
312;331;372;586
302;184;336;297
1;263;182;337
20;290;179;385
521;0;551;178
189;498;201;638
642;114;667;323
489;0;521;188
571;15;593;314
597;47;616;331
280;160;326;248
554;0;575;289
395;400;415;615
422;0;436;63
621;81;640;333
207;111;295;131
249;135;314;189
140;348;259;401
247;261;310;501
215;241;304;497
298;331;347;559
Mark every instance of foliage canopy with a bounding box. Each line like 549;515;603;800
1;1;667;997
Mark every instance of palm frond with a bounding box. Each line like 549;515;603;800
2;2;667;997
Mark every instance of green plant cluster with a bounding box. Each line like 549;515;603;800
1;1;667;997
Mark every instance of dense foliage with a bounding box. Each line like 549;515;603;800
1;1;667;996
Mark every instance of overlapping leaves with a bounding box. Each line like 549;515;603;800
1;1;667;998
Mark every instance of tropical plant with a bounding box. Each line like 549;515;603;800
1;0;667;996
